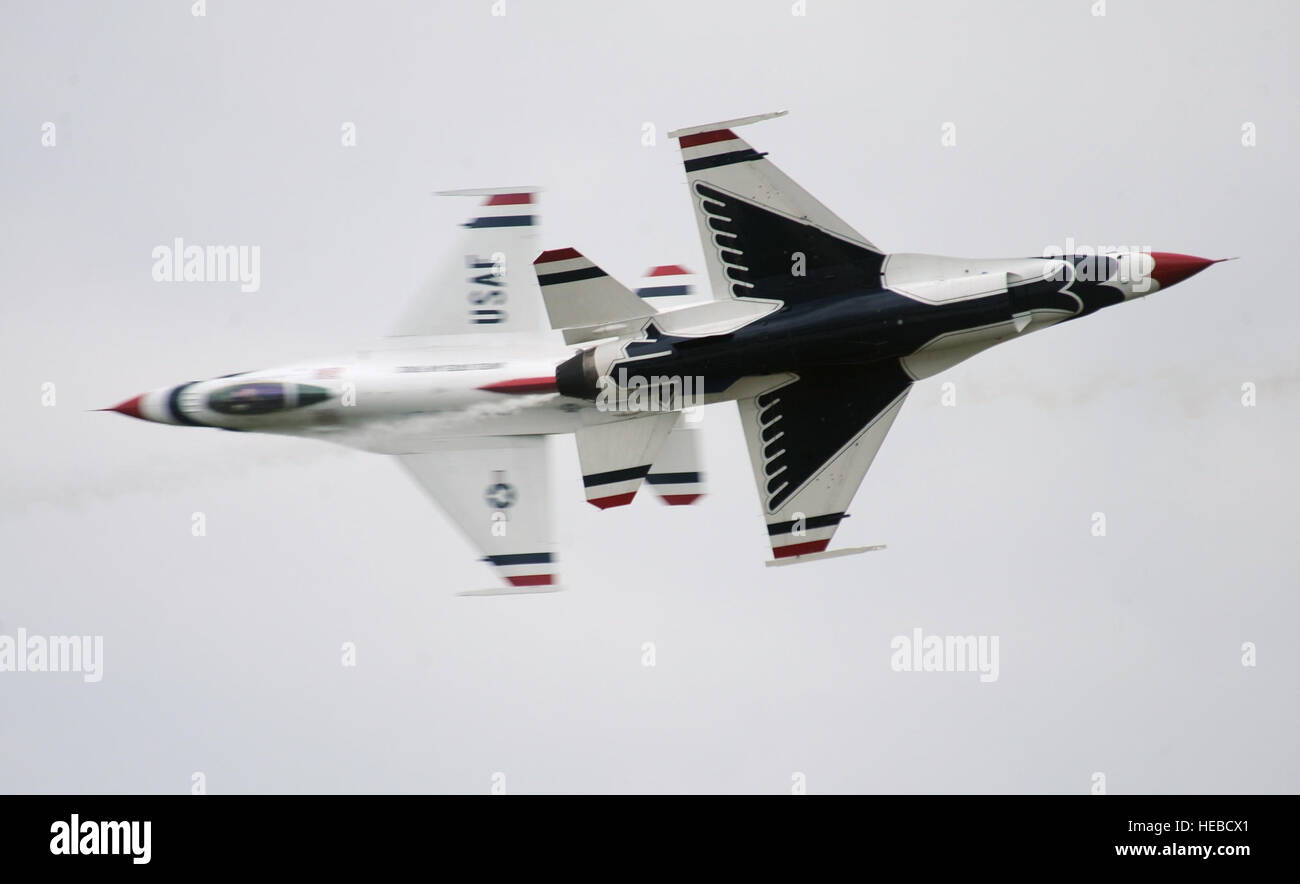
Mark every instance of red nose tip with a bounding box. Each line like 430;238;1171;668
1150;252;1222;290
103;395;145;420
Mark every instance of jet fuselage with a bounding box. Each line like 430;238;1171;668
556;250;1219;401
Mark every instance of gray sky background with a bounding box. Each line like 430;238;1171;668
2;0;1297;793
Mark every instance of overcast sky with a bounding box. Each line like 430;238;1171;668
2;0;1297;793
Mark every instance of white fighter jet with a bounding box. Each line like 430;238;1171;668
105;187;707;594
107;113;1226;593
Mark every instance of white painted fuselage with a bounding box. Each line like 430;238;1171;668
122;335;639;454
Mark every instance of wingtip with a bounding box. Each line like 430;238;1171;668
434;185;544;197
457;585;565;597
765;545;887;568
667;110;788;140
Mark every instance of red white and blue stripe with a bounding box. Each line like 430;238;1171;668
635;264;698;307
462;192;536;229
483;552;557;588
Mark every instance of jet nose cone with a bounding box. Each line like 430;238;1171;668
103;394;146;420
1150;252;1222;290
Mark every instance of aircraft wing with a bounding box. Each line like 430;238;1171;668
397;436;559;594
390;187;553;338
669;112;883;308
737;362;911;564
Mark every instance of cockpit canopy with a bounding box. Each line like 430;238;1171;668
207;382;332;416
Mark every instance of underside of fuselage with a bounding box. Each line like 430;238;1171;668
577;253;1128;398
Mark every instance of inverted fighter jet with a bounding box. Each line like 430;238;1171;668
104;187;705;593
546;112;1226;563
105;113;1226;592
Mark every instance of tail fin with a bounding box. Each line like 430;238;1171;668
635;264;704;311
534;248;655;344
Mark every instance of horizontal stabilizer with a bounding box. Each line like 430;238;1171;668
535;248;655;331
575;413;679;508
646;416;705;505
